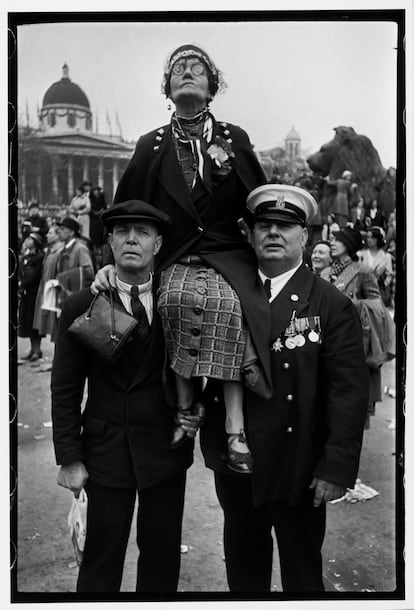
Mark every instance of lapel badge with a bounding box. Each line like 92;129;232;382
290;294;299;302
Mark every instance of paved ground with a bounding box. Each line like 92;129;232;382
12;334;400;598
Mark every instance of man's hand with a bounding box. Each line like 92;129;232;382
90;264;116;295
176;403;206;439
309;477;346;507
57;461;89;497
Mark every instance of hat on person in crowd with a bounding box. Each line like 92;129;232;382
81;180;92;188
162;43;226;100
333;226;363;257
57;217;81;236
29;202;39;210
246;184;318;227
341;170;352;179
28;232;44;248
101;200;172;236
368;225;386;248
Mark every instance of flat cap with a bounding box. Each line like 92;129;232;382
101;200;172;234
246;184;318;226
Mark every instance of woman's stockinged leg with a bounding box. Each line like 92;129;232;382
223;381;249;454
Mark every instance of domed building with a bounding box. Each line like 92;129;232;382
19;64;135;208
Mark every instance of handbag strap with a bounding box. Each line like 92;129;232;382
85;293;100;319
85;289;117;339
108;287;116;339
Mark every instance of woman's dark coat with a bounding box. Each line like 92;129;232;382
113;118;271;387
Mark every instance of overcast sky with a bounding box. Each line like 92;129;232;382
17;17;398;168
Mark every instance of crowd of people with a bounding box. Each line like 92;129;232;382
17;42;397;596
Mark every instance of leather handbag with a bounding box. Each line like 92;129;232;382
68;288;138;363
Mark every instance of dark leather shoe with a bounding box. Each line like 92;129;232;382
226;430;253;474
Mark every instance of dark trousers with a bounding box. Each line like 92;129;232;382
77;472;186;592
214;472;326;592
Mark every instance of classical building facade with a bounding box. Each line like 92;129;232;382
18;64;135;208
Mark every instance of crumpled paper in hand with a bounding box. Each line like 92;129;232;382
329;479;379;504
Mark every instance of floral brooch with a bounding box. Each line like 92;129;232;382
207;135;235;182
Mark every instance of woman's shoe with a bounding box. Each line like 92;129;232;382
226;429;253;474
169;407;192;449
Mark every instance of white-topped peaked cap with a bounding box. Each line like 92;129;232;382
246;184;318;226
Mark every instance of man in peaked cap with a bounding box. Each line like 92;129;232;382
52;200;200;593
200;184;369;592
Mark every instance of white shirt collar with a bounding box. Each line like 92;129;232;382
115;273;153;296
259;260;303;302
64;238;77;250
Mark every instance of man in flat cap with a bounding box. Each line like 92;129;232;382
200;184;369;592
51;201;199;593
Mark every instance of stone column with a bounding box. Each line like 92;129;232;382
112;158;119;201
98;157;104;188
51;158;59;204
67;156;74;201
83;157;89;182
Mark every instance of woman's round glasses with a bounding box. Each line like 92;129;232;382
172;61;205;76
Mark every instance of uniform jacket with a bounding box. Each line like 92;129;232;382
201;264;369;507
112;117;272;390
51;288;193;490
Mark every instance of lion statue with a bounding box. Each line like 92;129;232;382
306;126;392;221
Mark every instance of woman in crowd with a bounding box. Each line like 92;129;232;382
97;44;270;473
310;240;332;276
321;227;389;429
18;233;45;362
32;224;64;346
360;226;394;308
68;185;91;238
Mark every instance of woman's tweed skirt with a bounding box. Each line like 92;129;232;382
157;257;246;380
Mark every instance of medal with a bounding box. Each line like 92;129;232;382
285;337;296;350
295;334;306;347
284;310;297;350
308;316;321;343
308;330;319;342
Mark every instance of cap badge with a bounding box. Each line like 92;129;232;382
275;194;285;209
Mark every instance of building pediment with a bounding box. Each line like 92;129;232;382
35;131;135;152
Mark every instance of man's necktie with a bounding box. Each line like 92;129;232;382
264;278;272;300
130;285;150;338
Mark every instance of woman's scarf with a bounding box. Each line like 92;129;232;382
171;108;213;189
329;256;353;282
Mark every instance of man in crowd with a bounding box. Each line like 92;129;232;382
51;200;200;592
55;216;95;306
200;183;369;592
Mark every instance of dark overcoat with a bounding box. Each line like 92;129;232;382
200;264;369;507
18;250;44;337
51;288;193;490
112;118;272;388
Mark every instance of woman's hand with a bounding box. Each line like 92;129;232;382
90;264;116;295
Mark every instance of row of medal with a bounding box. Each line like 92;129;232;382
274;313;322;351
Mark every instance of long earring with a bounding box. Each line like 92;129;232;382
167;100;172;111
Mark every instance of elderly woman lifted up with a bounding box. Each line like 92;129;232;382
94;44;270;473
